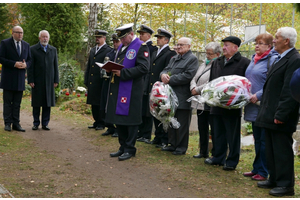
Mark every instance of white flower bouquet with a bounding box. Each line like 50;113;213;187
188;75;252;109
149;81;180;131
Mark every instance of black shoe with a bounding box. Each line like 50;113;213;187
4;124;11;131
144;139;151;144
150;139;160;145
42;125;50;130
118;152;135;161
88;125;96;129
155;143;166;148
136;137;146;142
204;158;221;165
161;145;175;151
111;132;118;137
12;124;25;132
257;180;276;189
110;150;123;157
172;151;186;155
193;154;209;158
95;126;104;130
223;165;236;171
32;125;38;130
269;187;294;196
102;130;113;136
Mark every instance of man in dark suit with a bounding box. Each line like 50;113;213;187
138;28;176;146
106;23;150;161
0;25;31;132
28;30;59;131
84;30;112;130
136;24;158;142
160;37;198;155
204;36;250;170
101;33;121;137
255;27;300;197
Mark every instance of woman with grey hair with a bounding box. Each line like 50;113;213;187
190;42;221;158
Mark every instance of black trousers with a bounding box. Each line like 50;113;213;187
211;114;241;167
197;110;214;156
33;106;51;126
168;109;191;153
117;125;139;155
100;109;116;132
3;90;23;126
91;105;105;128
138;116;153;139
153;117;168;144
265;128;294;187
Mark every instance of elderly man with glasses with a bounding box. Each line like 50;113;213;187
160;37;198;155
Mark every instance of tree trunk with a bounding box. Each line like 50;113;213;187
86;3;98;64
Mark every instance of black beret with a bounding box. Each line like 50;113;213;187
221;36;241;47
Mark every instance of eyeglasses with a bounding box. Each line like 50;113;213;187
254;43;268;46
176;43;188;47
13;32;23;34
206;52;216;56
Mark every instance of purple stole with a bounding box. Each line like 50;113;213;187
115;38;143;115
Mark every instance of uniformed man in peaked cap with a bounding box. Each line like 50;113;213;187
101;33;122;137
84;29;112;130
137;24;158;57
138;28;177;146
105;23;150;161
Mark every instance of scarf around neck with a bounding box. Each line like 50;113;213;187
254;49;271;64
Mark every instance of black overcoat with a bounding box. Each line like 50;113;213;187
142;46;176;116
105;39;150;126
209;52;250;116
28;43;59;107
255;48;300;133
0;37;31;91
84;44;112;105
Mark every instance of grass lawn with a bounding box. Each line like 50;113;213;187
0;95;300;197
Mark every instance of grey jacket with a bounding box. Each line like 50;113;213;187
160;50;198;110
190;60;213;110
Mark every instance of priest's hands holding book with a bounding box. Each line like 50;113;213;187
112;69;120;77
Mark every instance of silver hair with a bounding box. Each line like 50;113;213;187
180;37;192;45
39;30;50;38
205;42;222;54
277;27;297;47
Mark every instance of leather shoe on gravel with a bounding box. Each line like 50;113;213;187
252;174;266;181
257;180;276;189
269;187;294;196
118;152;134;161
161;145;175;151
12;125;25;132
42;125;50;130
4;124;11;131
243;171;256;177
110;150;123;157
111;132;118;137
172;151;186;155
193;154;208;158
32;125;38;130
102;130;113;136
223;166;236;171
95;126;104;130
